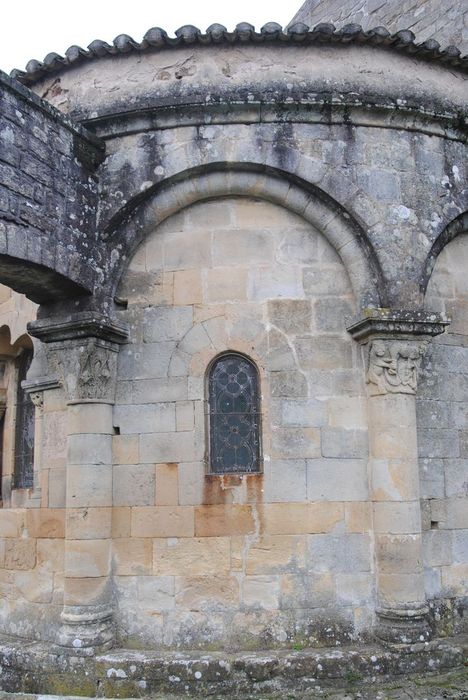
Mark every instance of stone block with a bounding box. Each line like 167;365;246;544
36;538;64;572
178;462;205;505
142;306;193;343
0;509;25;538
66;464;112;508
127;377;188;404
68;434;112;466
303;266;351;297
140;431;199;464
376;534;424;573
307;459;368;501
424;567;442;599
419;458;445;499
263;502;343;535
373;501;422;535
371;458;419;502
264;460;307;503
173;269;203;306
205;267;248;303
295;337;353;370
321;428;368;459
446;497;468;529
113;403;176;434
48;468;66;508
155;463;179;506
378;572;426;606
153;537;230;576
66;508;112;540
271;427;321;460
264;329;296;371
112;507;131;538
336;572;372;605
118;342;175;380
175;574;239;610
236;534;307;575
195;505;255;537
267;299;312;335
131;506;194;538
422;530;452;567
67;403;113;435
445;459;468;497
314;298;354;333
164;230;212;271
137;575;175;610
277;228;319;265
327;396;367;429
5;539;36;570
345;502;372;533
16;570;54;603
112;435;139;465
213;228;274;266
113;538;152;575
308;533;371;573
452;529;468;564
176;401;194;432
113;464;156;506
248;266;303;302
242;576;279;610
65;539;111;578
418;429;460;459
64;576;109;606
441;563;468;596
280;572;335;609
270;371;308;397
26;509;65;538
277;398;326;428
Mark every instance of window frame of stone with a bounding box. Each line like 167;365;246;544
12;348;34;490
206;351;263;475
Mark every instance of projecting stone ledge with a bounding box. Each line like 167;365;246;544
0;633;465;697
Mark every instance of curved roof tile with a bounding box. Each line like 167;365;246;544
10;21;468;85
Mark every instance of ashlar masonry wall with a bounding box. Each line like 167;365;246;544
112;196;371;649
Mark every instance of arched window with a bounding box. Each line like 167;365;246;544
208;353;261;474
13;349;34;489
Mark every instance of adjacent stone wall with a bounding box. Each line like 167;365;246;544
419;233;468;633
290;0;468;52
112;196;371;649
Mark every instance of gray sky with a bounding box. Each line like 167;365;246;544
1;1;297;74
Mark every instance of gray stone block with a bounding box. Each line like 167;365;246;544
143;307;193;343
321;428;368;459
307;534;371;573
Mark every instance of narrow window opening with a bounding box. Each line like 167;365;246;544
208;353;261;474
13;349;34;489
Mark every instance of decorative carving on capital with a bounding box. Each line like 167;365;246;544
50;340;119;403
29;392;44;413
366;338;428;396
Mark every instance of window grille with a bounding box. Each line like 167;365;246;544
208;353;261;474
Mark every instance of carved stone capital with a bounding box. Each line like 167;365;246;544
347;309;449;396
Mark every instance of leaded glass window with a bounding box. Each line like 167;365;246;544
13;350;34;489
208;353;261;474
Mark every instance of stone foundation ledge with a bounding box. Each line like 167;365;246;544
0;635;466;697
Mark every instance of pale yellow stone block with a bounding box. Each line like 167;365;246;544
64;576;109;605
5;539;36;570
131;506;194;538
194;505;255;537
66;508;112;540
242;575;279;609
238;535;306;575
113;435;139;465
155;463;179;506
26;509;65;539
43;388;66;413
16;570;54;603
67;403;113;435
66;465;112;508
378;572;426;606
204;267;248;303
113;538;152;575
37;538;64;573
174;269;203;305
112;507;131;538
373;501;422;535
0;509;25;538
153;537;230;576
262;502;343;535
175;574;239;609
376;534;423;574
345;502;372;533
65;539;111;578
371;458;420;502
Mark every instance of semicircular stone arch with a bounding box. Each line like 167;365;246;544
421;210;468;301
109;166;384;312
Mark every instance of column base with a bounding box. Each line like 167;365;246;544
376;605;432;646
58;604;115;655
